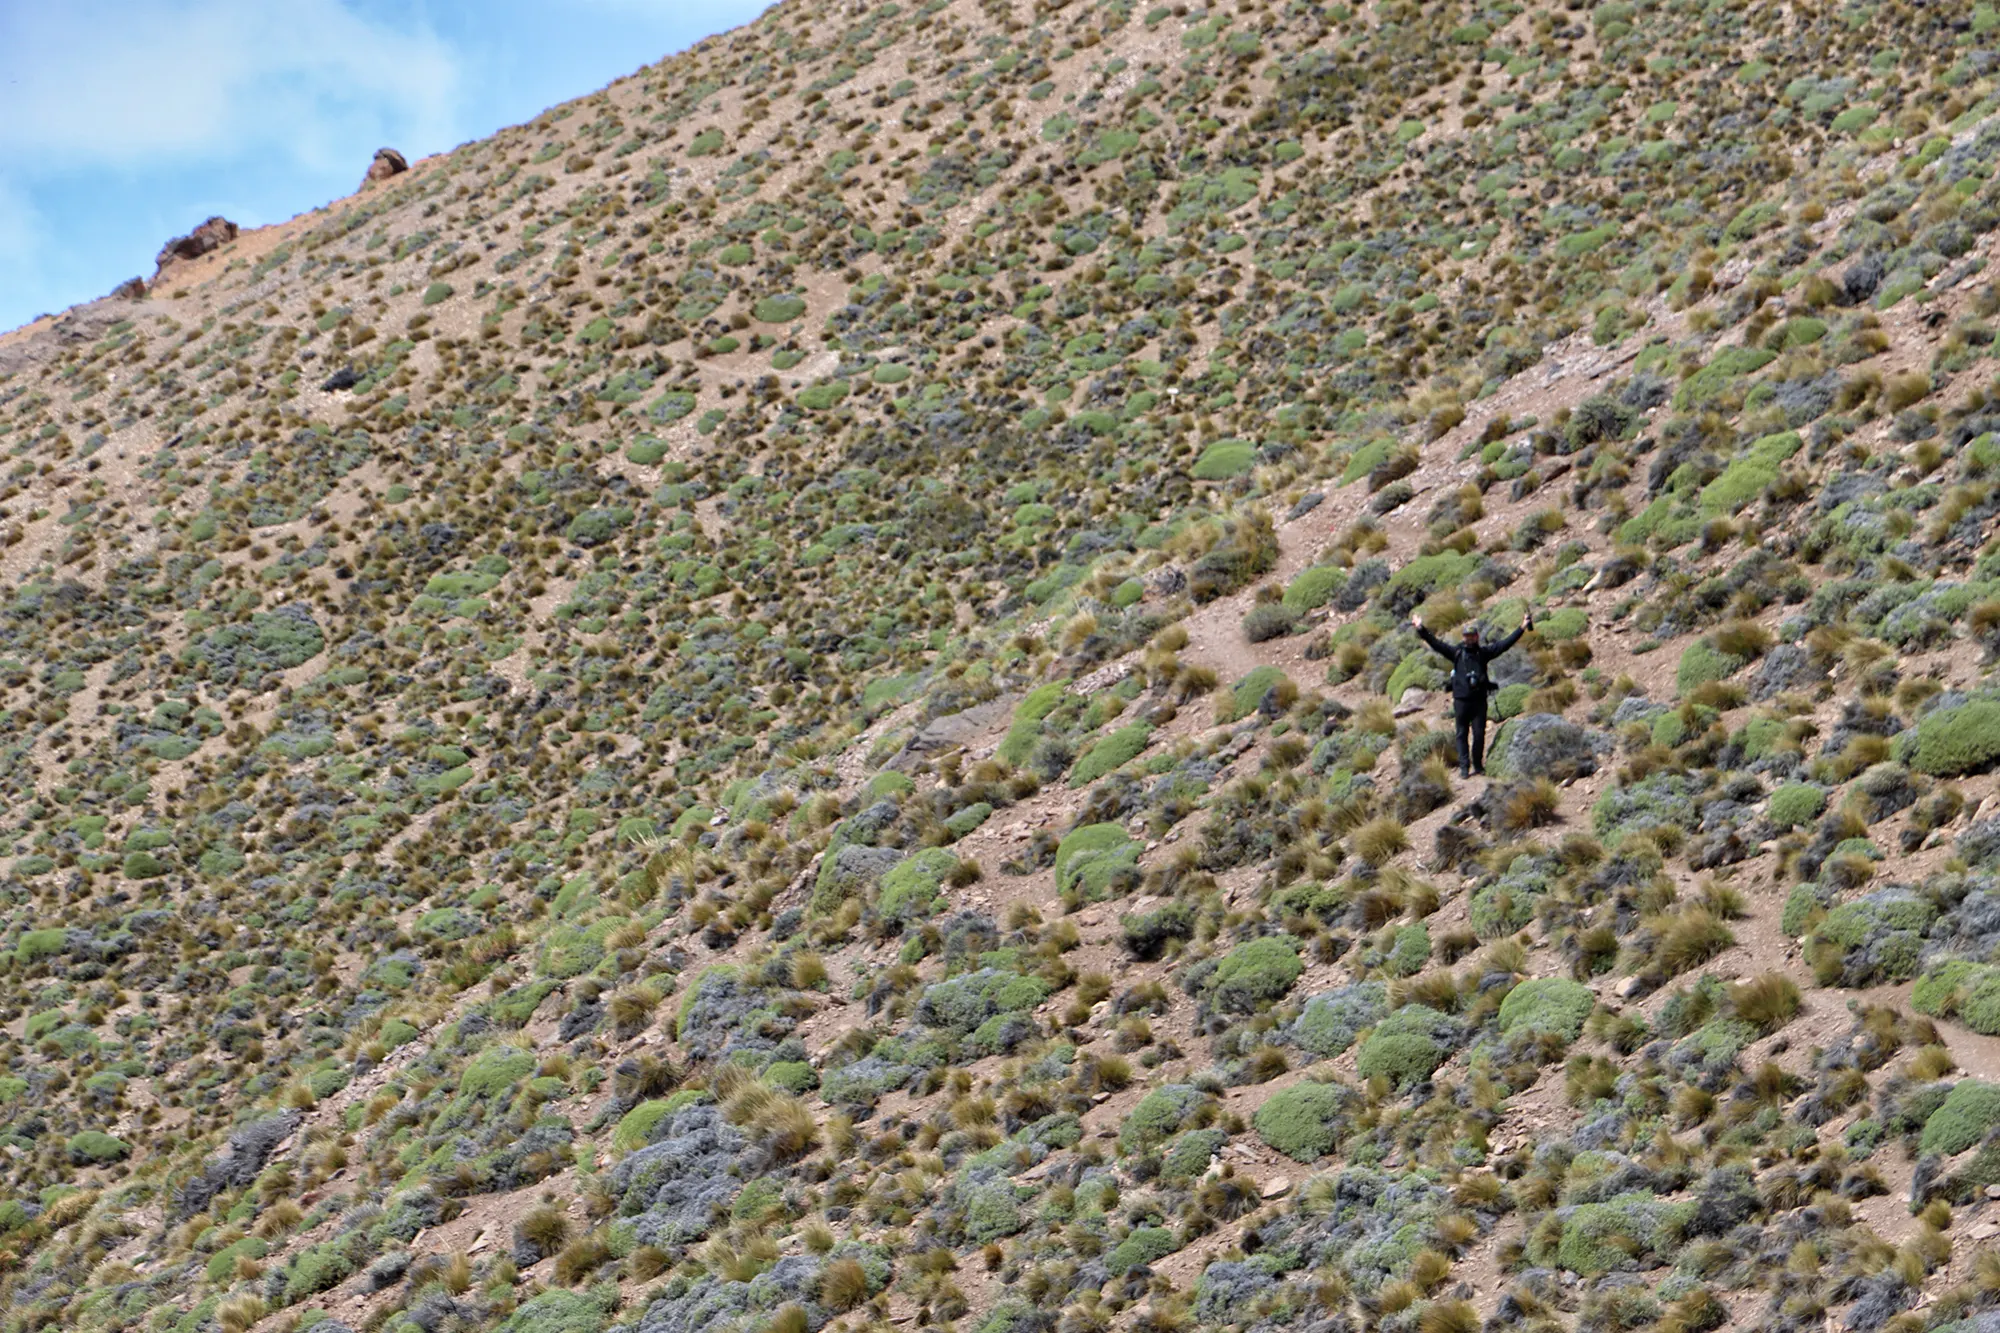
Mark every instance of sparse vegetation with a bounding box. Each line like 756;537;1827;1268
1;3;1995;1330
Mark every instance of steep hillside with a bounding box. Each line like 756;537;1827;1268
11;1;2000;1332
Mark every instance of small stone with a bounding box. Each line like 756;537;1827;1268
1986;1184;2000;1200
1972;1221;2000;1240
1615;976;1645;999
1393;688;1430;718
1260;1177;1290;1199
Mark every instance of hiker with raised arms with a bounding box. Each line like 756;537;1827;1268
1411;607;1531;779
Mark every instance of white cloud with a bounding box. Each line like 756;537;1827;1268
0;0;462;173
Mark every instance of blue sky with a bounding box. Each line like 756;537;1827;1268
0;0;770;332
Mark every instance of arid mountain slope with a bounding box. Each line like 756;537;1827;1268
8;2;2000;1333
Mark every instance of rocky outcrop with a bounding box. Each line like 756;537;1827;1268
363;146;409;187
152;216;237;277
0;294;149;378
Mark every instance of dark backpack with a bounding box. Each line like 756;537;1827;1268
1452;646;1496;696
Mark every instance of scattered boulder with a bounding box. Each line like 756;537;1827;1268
611;1104;750;1247
887;694;1016;769
1841;251;1885;306
1750;643;1825;701
1489;713;1613;782
363;146;409;187
109;277;146;301
153;216;238;278
1145;563;1186;598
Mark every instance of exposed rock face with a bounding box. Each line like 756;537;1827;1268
152;216;238;277
363;146;409;187
0;294;149;377
109;277;146;301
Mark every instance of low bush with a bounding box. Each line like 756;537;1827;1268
1253;1082;1350;1161
1120;1084;1211;1153
1121;902;1197;960
66;1130;129;1164
1902;699;2000;776
1355;1031;1444;1087
1699;431;1800;514
1193;440;1257;480
1767;784;1827;829
1355;1005;1456;1087
1497;978;1594;1041
1290;983;1389;1057
1217;666;1296;722
877;848;959;921
1921;1081;2000;1156
1543;1193;1694;1276
1070;725;1152;788
612;1099;674;1152
1283;565;1347;612
1106;1226;1180;1274
1675;639;1746;697
1243;602;1301;642
1208;936;1304;1013
1055;824;1140;898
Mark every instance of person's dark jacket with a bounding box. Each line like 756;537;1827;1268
1417;623;1525;702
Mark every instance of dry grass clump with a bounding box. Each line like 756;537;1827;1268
216;1297;267;1333
553;1231;614;1284
1884;371;1933;410
1630;906;1735;982
1728;974;1801;1032
1499;779;1561;832
820;1257;871;1311
1352;816;1410;866
1417;1300;1479;1333
519;1204;570;1254
608;984;662;1036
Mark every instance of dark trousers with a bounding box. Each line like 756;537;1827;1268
1453;696;1488;775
